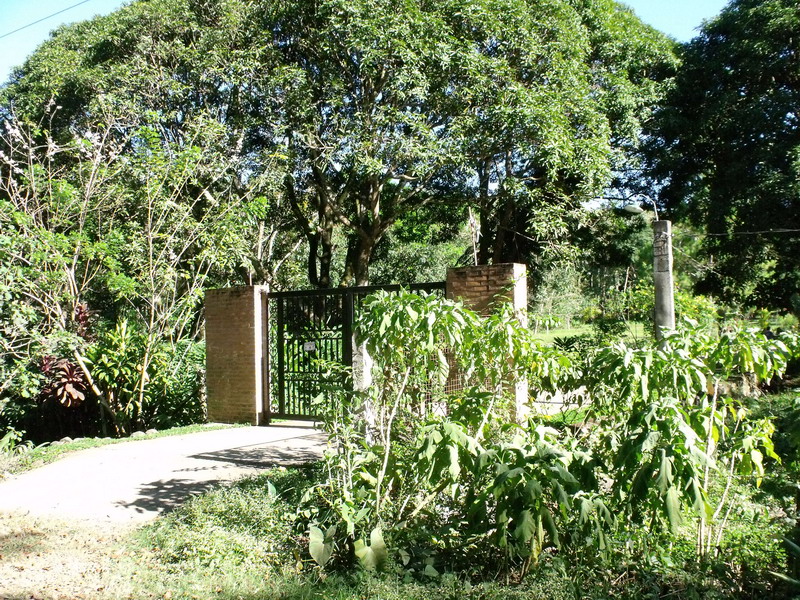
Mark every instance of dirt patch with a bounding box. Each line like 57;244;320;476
0;513;135;600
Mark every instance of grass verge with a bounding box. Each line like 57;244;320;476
533;321;649;346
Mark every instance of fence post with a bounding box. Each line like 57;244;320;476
653;220;676;341
345;290;372;391
262;288;271;425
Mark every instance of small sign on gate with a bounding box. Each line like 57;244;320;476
303;341;317;352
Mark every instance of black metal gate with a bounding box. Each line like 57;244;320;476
264;282;445;421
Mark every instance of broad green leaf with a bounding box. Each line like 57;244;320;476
309;525;333;567
514;509;537;544
448;444;461;479
665;486;682;533
354;527;388;571
541;505;560;548
657;451;673;494
399;549;411;566
640;431;661;454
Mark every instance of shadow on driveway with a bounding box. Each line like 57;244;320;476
115;432;326;516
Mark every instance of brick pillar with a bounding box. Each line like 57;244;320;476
446;263;527;320
446;264;528;421
205;286;268;425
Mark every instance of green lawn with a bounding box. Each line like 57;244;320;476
531;324;591;345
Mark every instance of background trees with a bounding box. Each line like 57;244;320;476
2;0;677;288
6;0;794;443
645;0;800;310
468;0;677;272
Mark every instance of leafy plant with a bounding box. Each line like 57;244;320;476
0;428;33;456
303;291;800;581
40;359;87;408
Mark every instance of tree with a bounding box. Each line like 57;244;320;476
467;0;678;268
1;0;299;288
645;0;800;309
0;106;294;436
2;0;676;288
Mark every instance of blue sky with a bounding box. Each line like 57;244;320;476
0;0;730;84
624;0;729;41
0;0;129;83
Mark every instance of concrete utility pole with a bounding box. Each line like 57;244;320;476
624;199;676;341
652;219;676;340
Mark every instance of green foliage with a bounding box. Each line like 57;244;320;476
308;524;336;568
303;290;800;585
85;320;205;435
86;320;148;433
0;428;32;456
646;0;800;309
0;109;267;441
582;278;719;345
369;221;471;286
529;264;588;331
354;527;388;571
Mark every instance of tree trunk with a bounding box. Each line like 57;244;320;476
318;220;333;288
341;233;376;287
492;194;515;263
492;152;516;263
286;171;335;289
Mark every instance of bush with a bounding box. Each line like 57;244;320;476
301;291;799;594
0;318;207;443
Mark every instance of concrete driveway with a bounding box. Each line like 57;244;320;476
0;424;325;525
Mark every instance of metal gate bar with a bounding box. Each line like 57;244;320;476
265;282;445;421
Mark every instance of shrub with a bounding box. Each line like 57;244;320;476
87;320;206;435
302;290;800;590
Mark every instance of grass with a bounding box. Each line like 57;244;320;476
0;423;242;476
532;325;591;345
123;468;314;600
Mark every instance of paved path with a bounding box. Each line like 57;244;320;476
0;424;325;525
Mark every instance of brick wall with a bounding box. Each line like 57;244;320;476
205;286;268;424
446;263;528;421
446;263;527;319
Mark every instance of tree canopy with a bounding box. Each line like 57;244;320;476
645;0;800;309
2;0;676;286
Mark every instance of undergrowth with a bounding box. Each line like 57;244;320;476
123;464;798;600
118;293;800;600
